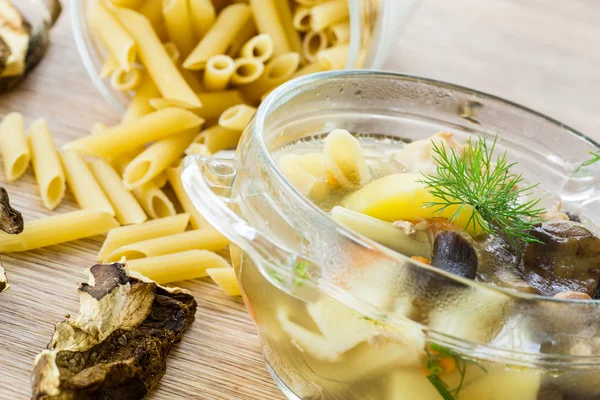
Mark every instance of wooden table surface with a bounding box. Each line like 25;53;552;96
0;1;598;399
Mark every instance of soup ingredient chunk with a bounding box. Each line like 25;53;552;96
32;262;197;399
323;129;370;189
343;173;482;236
394;131;465;176
519;221;600;298
431;231;478;279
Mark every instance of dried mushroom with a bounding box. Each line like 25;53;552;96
0;0;61;92
519;221;600;298
0;187;23;292
32;262;197;399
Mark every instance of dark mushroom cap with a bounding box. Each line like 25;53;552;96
519;221;600;298
431;231;478;280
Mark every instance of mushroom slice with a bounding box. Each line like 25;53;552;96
519;221;600;298
431;231;478;279
31;262;197;399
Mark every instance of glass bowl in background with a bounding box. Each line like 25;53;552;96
182;70;600;399
70;0;421;114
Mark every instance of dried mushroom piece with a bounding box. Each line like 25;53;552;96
0;187;23;234
32;263;197;399
0;0;62;92
0;262;8;292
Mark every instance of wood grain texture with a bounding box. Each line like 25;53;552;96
0;0;598;399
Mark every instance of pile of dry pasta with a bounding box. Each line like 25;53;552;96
0;112;239;296
0;0;350;296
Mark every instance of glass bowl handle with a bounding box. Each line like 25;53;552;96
182;155;302;288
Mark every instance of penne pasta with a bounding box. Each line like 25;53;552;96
231;58;264;86
0;112;30;182
115;8;201;108
188;0;216;40
132;181;177;219
100;54;119;78
292;62;326;79
139;0;169;41
240;52;301;103
107;0;143;8
60;150;115;216
327;21;350;45
183;3;252;70
218;104;256;131
240;34;274;63
292;6;311;32
317;43;349;70
123;129;197;189
97;213;190;261
0;210;119;253
226;20;257;58
163;43;204;93
303;31;328;63
105;228;229;262
274;0;303;54
192;90;247;120
249;0;290;56
162;0;195;57
121;73;161;125
167;167;208;229
88;159;147;225
153;171;168;188
88;1;136;70
207;268;241;296
185;142;212;156
310;0;349;32
65;108;204;158
28;119;65;210
127;250;231;284
194;125;242;153
110;67;141;91
203;55;235;91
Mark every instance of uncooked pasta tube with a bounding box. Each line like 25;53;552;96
28;119;65;210
303;31;328;63
203;55;235;91
207;268;241;296
132;181;177;219
88;1;135;70
60;150;115;216
226;21;257;58
88;159;147;226
127;250;231;284
327;21;350;45
195;125;242;153
110;67;141;91
188;0;216;40
231;58;265;86
310;0;349;32
0;210;119;253
167;167;208;229
0;113;30;182
183;4;252;70
162;0;195;57
65;108;203;158
249;0;290;55
292;6;311;32
218;104;256;131
97;213;190;261
240;52;300;103
317;44;349;70
104;228;229;262
240;34;274;63
122;129;197;189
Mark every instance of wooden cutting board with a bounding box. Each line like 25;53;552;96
0;1;598;399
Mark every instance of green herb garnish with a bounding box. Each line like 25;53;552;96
576;150;600;172
293;261;309;286
425;343;487;400
419;134;545;247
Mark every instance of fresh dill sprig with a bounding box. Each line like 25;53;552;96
576;150;600;172
419;134;545;247
425;343;487;400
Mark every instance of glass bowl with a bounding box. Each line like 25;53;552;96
182;70;600;400
70;0;421;114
